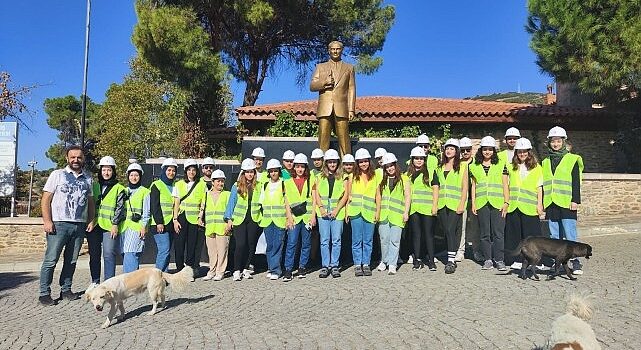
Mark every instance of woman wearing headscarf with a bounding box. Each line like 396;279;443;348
149;158;178;272
120;163;150;273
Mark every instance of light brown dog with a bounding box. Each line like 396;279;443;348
84;267;192;328
548;295;601;350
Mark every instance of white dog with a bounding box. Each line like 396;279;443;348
548;295;601;350
84;267;193;329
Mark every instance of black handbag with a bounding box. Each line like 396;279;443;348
289;177;310;216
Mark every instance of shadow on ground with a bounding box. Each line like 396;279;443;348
0;272;37;293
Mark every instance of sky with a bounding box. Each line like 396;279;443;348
2;1;551;170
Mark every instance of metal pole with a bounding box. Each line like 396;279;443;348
27;158;37;217
80;0;91;148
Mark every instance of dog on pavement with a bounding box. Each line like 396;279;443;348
84;266;193;329
505;237;592;280
547;295;601;350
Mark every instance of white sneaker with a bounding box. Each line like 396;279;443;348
213;274;223;281
407;255;414;264
232;271;242;281
571;259;583;275
388;265;397;275
510;262;522;270
265;272;273;279
536;264;550;271
269;273;279;280
376;262;387;271
454;252;464;262
202;274;215;281
242;269;253;279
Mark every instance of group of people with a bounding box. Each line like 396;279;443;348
37;125;584;305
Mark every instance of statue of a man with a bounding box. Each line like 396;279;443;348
310;40;355;156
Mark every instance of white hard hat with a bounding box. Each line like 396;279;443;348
444;138;460;148
251;147;265;158
311;148;324;159
184;158;198;170
410;146;426;158
381;152;398;166
282;150;295;160
354;148;371;160
505;127;521;138
98;156;116;167
416;134;430;144
480;136;497;148
241;158;256;171
374;147;387;158
161;157;178;168
514;138;533;150
342;154;355;163
201;157;215;166
126;162;143;175
459;137;473;148
293;153;308;164
266;159;281;170
547;126;567;139
324;149;340;161
211;169;225;179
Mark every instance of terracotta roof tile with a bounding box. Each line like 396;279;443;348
236;96;621;124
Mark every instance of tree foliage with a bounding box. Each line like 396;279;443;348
95;58;188;172
132;1;231;137
140;0;395;106
527;0;641;100
44;95;101;167
0;71;37;126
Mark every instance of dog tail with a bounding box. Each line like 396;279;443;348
162;266;193;292
566;295;593;321
502;240;524;257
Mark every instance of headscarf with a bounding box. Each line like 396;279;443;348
160;165;176;186
127;169;142;190
98;165;118;186
547;138;569;169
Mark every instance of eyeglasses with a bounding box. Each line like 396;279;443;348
202;165;214;170
460;149;472;153
283;159;293;163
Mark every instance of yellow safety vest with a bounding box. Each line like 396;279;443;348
94;182;126;231
379;174;409;228
469;162;506;210
259;181;287;229
437;167;464;211
122;187;150;232
284;177;313;224
508;165;543;216
175;180;206;225
150;180;174;225
316;174;346;220
231;185;262;225
542;154;583;209
203;190;230;236
348;172;381;223
408;172;435;216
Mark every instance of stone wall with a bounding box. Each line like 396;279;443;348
0;218;47;254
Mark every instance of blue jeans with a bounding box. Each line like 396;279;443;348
123;252;142;273
319;217;343;268
548;219;578;241
39;222;86;296
102;232;120;280
378;221;402;267
153;230;172;272
284;222;311;271
264;224;285;276
350;215;375;265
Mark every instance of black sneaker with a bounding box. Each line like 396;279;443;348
39;295;58;306
444;261;457;274
354;265;364;277
297;267;307;279
412;259;424;270
282;270;293;282
60;290;79;301
331;267;341;278
362;265;372;276
427;260;437;271
319;268;330;278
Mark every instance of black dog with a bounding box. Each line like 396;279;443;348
505;237;592;281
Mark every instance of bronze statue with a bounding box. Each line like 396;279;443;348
310;40;355;156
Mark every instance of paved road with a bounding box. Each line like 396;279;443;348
0;233;639;349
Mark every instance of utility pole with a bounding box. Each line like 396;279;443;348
27;158;37;217
80;0;91;148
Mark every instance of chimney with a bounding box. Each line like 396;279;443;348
556;81;592;107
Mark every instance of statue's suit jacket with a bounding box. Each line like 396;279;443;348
310;60;356;119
